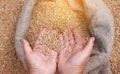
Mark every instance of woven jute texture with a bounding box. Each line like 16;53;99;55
0;0;119;74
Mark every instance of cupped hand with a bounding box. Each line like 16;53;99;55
58;28;95;74
22;28;57;74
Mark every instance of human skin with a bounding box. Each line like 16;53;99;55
15;0;35;69
16;1;114;74
68;0;114;73
22;28;57;74
58;28;95;74
22;28;95;74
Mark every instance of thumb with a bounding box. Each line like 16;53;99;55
69;37;95;64
82;37;95;57
21;39;32;55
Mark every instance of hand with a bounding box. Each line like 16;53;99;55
58;28;95;74
22;28;57;74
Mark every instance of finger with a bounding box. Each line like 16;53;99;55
34;28;48;46
33;45;43;53
59;34;65;50
72;28;84;52
69;37;95;65
63;30;69;43
62;29;75;58
34;27;52;49
82;37;95;57
21;39;32;55
72;28;84;45
63;29;69;50
59;30;69;63
74;42;84;52
59;34;64;46
59;33;66;55
64;29;72;51
68;29;75;48
50;50;58;62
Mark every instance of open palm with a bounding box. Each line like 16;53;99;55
22;28;57;74
58;28;95;74
22;28;94;74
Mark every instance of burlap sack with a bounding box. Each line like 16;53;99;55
15;0;114;74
